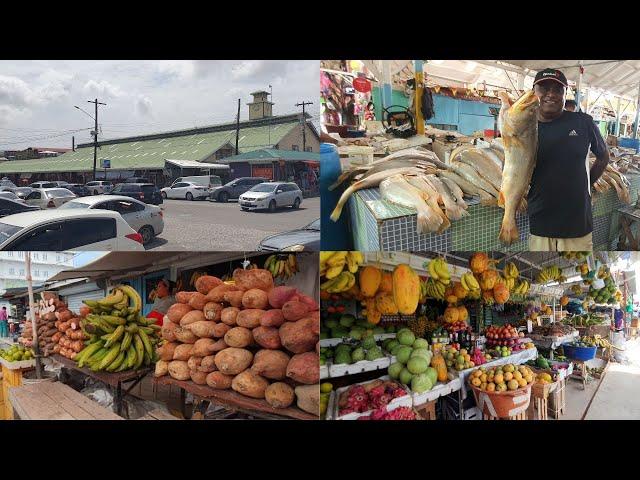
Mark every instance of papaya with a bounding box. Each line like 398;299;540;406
359;266;382;298
392;264;420;315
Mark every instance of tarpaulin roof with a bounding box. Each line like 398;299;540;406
48;252;264;282
219;148;321;164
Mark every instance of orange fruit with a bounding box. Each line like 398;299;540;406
494;373;504;384
480;374;488;383
507;379;519;390
504;372;513;381
513;371;523;381
487;382;496;392
517;378;527;387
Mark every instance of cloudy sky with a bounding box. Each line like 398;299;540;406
0;60;319;151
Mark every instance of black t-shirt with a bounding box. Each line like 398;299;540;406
528;111;608;238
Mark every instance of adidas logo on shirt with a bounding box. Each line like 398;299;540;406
568;129;579;136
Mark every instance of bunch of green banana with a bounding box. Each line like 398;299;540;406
513;279;530;296
460;272;481;298
77;284;161;372
320;271;356;293
320;251;364;279
536;265;561;284
427;257;451;286
424;278;446;301
264;254;298;280
561;251;590;261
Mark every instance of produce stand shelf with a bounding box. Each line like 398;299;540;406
529;331;579;350
52;354;151;418
8;381;122;420
153;376;318;420
320;333;395;348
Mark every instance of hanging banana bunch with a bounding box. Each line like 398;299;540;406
264;254;299;280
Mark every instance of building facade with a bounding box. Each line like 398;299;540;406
0;251;76;294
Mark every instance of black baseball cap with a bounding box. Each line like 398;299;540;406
533;69;568;88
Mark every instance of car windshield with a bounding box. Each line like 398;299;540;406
47;188;74;198
0;223;21;242
249;184;277;193
306;219;320;230
210;177;222;186
58;201;90;210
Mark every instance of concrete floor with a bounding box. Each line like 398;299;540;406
560;358;606;420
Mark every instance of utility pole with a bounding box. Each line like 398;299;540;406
72;136;75;152
25;252;42;379
235;99;241;155
88;98;106;181
295;101;313;151
268;84;273;146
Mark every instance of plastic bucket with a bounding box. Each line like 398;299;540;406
320;143;351;250
562;344;596;361
470;383;532;418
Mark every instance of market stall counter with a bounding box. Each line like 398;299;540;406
9;381;122;420
154;376;317;420
52;354;152;418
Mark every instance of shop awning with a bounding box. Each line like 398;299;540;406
165;159;230;170
48;252;264;282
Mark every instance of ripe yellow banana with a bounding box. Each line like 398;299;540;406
325;265;344;279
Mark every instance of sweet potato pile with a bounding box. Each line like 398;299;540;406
20;295;83;358
155;269;320;415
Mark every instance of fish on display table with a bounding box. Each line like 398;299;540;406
424;174;469;221
437;169;496;205
330;167;427;222
404;175;451;233
329;157;437;191
497;90;539;245
380;175;443;234
451;161;500;199
455;149;503;192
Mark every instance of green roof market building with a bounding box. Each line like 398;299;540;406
0;95;319;187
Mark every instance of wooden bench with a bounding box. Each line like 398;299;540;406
8;381;123;420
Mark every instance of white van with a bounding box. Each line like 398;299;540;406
172;175;222;189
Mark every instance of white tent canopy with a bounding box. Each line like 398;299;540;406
364;60;640;101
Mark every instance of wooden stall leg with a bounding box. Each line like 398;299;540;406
191;398;211;420
180;387;187;419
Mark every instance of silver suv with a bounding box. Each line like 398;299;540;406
86;181;113;195
239;182;302;213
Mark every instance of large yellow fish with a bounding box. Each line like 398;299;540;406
497;90;539;244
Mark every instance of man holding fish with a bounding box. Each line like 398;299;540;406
498;68;609;251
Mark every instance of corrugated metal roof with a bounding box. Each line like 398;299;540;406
0;117;303;174
165;159;230;169
217;148;321;164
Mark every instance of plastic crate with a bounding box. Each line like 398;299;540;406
328;357;391;378
562;344;597;361
333;375;412;420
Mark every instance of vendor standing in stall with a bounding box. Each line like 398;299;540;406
528;69;610;251
0;306;8;338
147;279;176;326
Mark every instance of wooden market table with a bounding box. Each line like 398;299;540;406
8;381;122;420
52;354;152;418
153;376;318;420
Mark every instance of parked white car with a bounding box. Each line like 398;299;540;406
239;182;303;212
28;181;58;189
24;188;76;209
58;195;164;245
0;191;25;203
161;181;210;201
0;210;145;251
86;181;113;195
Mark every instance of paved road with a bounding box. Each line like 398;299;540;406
146;197;319;251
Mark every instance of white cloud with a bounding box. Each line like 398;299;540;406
0;105;30;127
0;75;35;108
156;60;195;80
135;95;153;116
83;79;124;99
231;61;289;81
36;70;73;103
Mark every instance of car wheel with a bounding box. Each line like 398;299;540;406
292;197;301;209
138;225;154;245
161;191;167;199
241;207;249;211
93;189;99;195
219;191;229;203
268;200;277;213
186;192;193;201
